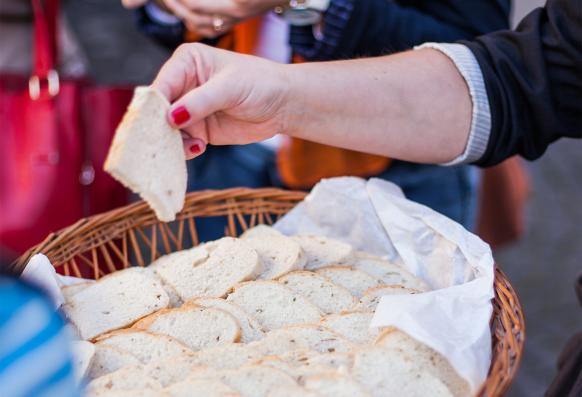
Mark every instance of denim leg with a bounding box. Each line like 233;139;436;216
374;162;480;231
186;144;276;241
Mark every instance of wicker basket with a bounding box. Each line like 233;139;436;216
11;188;525;396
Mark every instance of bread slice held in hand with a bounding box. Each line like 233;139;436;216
133;306;241;351
104;86;186;222
62;267;169;340
227;281;321;331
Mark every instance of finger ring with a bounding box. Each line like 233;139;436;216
212;16;225;32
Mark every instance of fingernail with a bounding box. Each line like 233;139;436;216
188;139;206;156
171;106;190;126
189;144;202;155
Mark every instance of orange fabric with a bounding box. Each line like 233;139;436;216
476;157;530;249
276;54;391;189
183;22;392;189
277;138;391;189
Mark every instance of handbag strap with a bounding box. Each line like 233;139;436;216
30;0;60;99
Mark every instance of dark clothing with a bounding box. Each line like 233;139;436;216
546;274;582;397
463;0;582;167
290;0;510;60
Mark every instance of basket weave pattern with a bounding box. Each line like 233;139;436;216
12;188;525;396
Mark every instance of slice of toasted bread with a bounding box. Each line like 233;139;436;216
278;271;356;315
240;225;283;239
374;328;470;397
303;373;371;397
267;385;322;397
62;282;92;303
351;346;454;397
145;356;207;387
356;285;421;312
95;329;193;364
164;378;240;397
352;253;430;291
104;86;186;222
133;306;240;351
153;238;262;300
253;325;354;356
186;343;264;370
87;345;140;380
320;312;377;344
315;266;379;298
86;365;162;395
217;365;298;397
292;235;354;270
71;340;96;382
227;281;321;331
245;235;306;280
189;298;264;343
62;267;169;340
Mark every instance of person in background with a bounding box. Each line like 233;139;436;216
148;0;580;393
122;0;511;235
0;276;79;397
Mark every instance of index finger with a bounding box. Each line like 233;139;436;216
151;45;200;102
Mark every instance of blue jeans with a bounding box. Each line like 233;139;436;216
375;161;479;231
186;145;479;240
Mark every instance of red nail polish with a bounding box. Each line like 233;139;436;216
189;144;201;154
171;106;190;125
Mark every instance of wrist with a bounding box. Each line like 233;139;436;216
278;63;308;138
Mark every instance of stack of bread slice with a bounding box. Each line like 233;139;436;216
62;226;469;397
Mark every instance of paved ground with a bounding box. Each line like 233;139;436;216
66;1;581;395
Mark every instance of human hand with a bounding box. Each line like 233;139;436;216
152;43;290;159
121;0;148;9
163;0;286;38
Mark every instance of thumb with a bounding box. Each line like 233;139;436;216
167;76;231;129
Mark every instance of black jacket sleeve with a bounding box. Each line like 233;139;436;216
462;0;582;166
309;0;510;60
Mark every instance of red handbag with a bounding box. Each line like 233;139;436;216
0;0;133;265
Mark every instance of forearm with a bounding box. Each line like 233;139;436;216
283;48;472;164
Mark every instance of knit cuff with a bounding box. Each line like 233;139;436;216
416;43;492;165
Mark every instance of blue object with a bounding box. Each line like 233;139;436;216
0;277;79;397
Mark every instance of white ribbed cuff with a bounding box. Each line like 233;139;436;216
145;2;181;26
415;43;491;165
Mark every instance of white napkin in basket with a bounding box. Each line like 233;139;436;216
21;254;93;310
